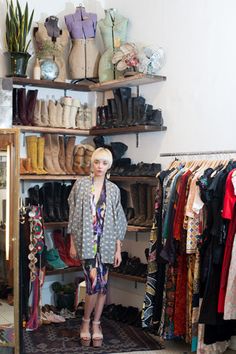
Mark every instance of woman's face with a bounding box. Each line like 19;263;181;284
93;159;110;177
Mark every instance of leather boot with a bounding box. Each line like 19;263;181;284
58;136;68;173
128;184;140;225
119;187;128;216
20;158;28;174
41;100;49;126
70;99;80;129
62;96;73;128
147;109;163;126
56;101;63;127
25;135;39;174
65;136;76;174
133;184;147;226
84;104;92;129
61;183;70;221
32;99;42;126
73;144;85;175
41;182;55;222
143;185;154;227
37;137;48;174
23;157;34;174
132;96;146;125
44;134;58;174
48;100;57;127
118;87;131;126
112;89;123;127
26;90;38;125
127;97;134;126
76;105;85;129
53;182;63;221
139;104;153;125
83;144;95;175
65;234;81;266
28;185;40;205
110;142;128;161
50;134;66;174
18;88;28;125
12;88;21;125
107;98;117;127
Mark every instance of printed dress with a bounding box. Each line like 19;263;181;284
83;179;109;295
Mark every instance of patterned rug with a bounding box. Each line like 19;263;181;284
23;317;162;354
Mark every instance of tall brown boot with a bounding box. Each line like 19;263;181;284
50;134;66;175
143;185;154;227
58;135;68;173
65;136;76;174
41;100;49;126
23;158;34;174
26;89;38;125
83;144;95;175
32;99;42;126
133;184;147;226
25;135;39;174
128;184;140;225
73;144;85;175
37;137;48;174
18;88;28;125
44;134;58;174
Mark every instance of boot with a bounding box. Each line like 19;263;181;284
128;184;140;225
147;109;163;126
61;96;73;128
12;88;21;125
41;100;49;126
110;142;128;161
133;184;147;226
37;137;48;174
65;136;76;174
143;185;154;227
118;87;131;126
132;96;146;125
20;158;28;174
23;157;34;174
18;88;28;125
61;183;70;221
56;101;63;127
65;234;81;266
75;105;85;129
127;97;134;126
28;185;40;205
58;136;68;173
119;187;128;216
53;182;63;221
25;135;39;174
32;99;42;126
44;134;58;174
83;144;95;175
48;100;57;127
107;98;118;127
112;90;123;127
50;134;66;175
138;104;153;125
84;104;92;129
73;144;85;175
26;90;38;125
70;99;80;128
41;182;55;222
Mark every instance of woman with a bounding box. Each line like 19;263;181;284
68;147;127;347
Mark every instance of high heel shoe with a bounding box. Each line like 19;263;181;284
80;317;91;346
92;320;103;347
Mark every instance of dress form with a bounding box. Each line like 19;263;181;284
34;19;69;82
65;6;100;80
98;9;128;82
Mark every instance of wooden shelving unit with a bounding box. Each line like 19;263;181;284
14;125;90;136
90;125;167;136
109;271;146;283
89;73;166;91
44;222;69;228
20;174;78;181
111;176;157;183
46;266;82;276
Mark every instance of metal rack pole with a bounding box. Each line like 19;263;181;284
159;150;236;157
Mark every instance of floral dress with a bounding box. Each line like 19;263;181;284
83;179;109;295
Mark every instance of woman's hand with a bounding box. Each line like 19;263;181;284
70;235;78;259
114;250;122;268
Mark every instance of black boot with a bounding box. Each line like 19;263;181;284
107;98;118;127
53;182;62;221
119;187;128;216
61;183;71;221
12;88;21;125
117;87;132;126
110;142;128;161
112;89;123;127
28;185;40;205
132;96;146;125
18;88;28;125
139;104;153;125
41;182;55;222
128;184;140;225
147;109;163;126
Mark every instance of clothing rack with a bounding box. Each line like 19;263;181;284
159;150;236;157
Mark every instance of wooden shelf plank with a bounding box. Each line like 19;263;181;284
109;271;146;283
44;222;69;228
89;73;166;91
90;125;167;136
13;125;90;136
110;176;157;183
46;266;82;276
127;225;151;232
20;174;79;180
12;77;91;92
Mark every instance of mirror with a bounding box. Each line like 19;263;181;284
0;129;20;354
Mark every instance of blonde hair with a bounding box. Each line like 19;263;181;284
91;147;113;169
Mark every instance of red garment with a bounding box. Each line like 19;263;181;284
218;169;236;313
173;170;192;240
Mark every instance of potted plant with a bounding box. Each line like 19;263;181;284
5;0;34;77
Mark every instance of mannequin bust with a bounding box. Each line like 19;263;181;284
34;18;69;82
64;6;100;80
98;9;128;82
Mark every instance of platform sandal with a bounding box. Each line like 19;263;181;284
80;317;91;346
92;320;103;347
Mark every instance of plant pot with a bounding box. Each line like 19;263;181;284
6;52;31;78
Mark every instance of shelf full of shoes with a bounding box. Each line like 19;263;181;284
13;74;166;285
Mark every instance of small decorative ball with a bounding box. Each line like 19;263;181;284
40;59;59;81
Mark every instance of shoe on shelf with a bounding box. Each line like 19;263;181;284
92;320;103;347
80;317;91;346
